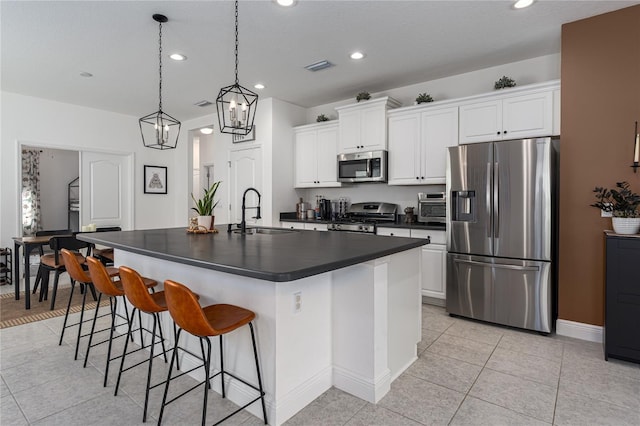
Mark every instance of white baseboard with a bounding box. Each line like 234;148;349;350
556;319;603;343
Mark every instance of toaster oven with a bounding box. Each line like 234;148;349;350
417;192;446;224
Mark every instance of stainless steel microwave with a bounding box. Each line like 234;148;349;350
337;150;387;183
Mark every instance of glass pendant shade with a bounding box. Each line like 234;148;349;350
139;111;181;150
216;83;258;136
216;0;258;136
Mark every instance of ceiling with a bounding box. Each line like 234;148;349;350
2;1;638;121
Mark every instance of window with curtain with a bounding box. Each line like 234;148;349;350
21;149;42;236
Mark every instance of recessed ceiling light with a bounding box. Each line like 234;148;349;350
350;51;365;60
169;53;187;61
79;71;93;77
513;0;534;9
275;0;296;6
200;127;213;135
254;83;265;90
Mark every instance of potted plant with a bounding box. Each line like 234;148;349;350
494;76;516;90
191;181;221;230
415;93;434;104
591;181;640;234
356;92;371;102
316;114;330;122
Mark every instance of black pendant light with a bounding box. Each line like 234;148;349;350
216;0;258;136
139;14;181;150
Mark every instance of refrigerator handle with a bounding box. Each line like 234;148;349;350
454;258;540;272
486;162;492;238
494;162;499;238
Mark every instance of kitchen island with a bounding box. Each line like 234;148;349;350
79;227;427;425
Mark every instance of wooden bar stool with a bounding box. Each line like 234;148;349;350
158;279;267;426
84;257;158;387
60;248;118;360
116;266;174;423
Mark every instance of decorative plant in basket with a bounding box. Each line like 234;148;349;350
316;114;330;122
356;92;371;102
591;181;640;234
191;181;221;229
494;76;516;90
416;93;434;104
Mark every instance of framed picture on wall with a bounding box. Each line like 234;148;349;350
144;165;167;194
232;126;256;143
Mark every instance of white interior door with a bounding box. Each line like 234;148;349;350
80;151;133;230
229;147;262;225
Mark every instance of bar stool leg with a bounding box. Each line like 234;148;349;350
219;334;225;398
199;338;210;389
74;284;89;360
83;292;103;367
249;322;268;424
142;313;158;422
154;313;169;363
158;328;182;426
59;279;76;346
115;307;137;396
202;336;213;426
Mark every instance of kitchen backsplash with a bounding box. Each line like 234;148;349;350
297;184;445;212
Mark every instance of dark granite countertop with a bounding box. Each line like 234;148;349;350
78;226;428;283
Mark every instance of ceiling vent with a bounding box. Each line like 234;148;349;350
194;100;214;107
304;60;334;72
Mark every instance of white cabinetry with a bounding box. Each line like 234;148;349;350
335;97;401;153
294;122;341;188
281;221;327;231
388;106;458;185
459;84;556;144
377;227;446;302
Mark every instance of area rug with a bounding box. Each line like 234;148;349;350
0;287;109;329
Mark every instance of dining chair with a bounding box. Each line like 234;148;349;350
31;229;72;294
36;236;93;310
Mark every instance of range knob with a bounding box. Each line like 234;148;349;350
358;225;363;230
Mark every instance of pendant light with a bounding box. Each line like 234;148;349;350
139;14;181;150
216;0;258;136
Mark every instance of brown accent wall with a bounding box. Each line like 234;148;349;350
560;5;640;326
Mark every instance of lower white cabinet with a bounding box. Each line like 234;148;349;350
377;227;446;301
281;221;327;231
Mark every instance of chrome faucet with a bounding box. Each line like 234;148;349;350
240;187;262;233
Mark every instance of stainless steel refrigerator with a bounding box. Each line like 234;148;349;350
446;137;558;333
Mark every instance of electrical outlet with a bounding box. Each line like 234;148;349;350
293;291;302;314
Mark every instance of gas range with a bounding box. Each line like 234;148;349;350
328;202;398;234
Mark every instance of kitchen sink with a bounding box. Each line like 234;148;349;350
231;227;298;235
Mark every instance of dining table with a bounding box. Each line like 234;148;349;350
12;234;71;309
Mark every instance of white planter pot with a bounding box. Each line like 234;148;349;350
197;215;214;230
612;217;640;235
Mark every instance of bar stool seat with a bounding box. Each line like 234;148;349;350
158;279;267;426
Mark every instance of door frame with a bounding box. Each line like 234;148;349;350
16;139;135;235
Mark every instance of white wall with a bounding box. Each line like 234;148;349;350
0;91;180;247
30;147;79;231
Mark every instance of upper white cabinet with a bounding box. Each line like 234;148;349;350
294;122;341;188
335;97;401;153
388;106;458;185
459;83;557;144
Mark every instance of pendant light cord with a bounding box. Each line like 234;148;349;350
234;0;239;85
158;20;163;112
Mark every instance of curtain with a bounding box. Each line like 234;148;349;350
21;149;42;236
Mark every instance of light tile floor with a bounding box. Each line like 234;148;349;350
1;303;639;425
